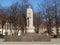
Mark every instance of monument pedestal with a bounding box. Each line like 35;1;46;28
26;26;35;33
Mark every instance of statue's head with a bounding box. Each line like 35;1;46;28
27;5;32;9
29;6;31;8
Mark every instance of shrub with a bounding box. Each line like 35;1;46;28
0;34;4;38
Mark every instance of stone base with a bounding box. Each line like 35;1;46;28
26;26;35;33
4;33;51;42
26;29;34;33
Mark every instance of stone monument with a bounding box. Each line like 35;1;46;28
26;6;35;33
4;6;51;42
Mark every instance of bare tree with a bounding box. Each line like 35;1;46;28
38;0;60;36
20;0;30;34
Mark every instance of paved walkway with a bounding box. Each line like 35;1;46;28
0;38;60;45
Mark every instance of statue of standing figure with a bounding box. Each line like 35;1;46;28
26;6;35;33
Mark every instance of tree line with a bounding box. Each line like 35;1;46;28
0;0;60;36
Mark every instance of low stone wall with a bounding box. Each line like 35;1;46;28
4;36;21;41
4;33;51;42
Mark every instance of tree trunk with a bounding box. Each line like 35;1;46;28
56;18;59;37
10;23;12;35
2;25;3;35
